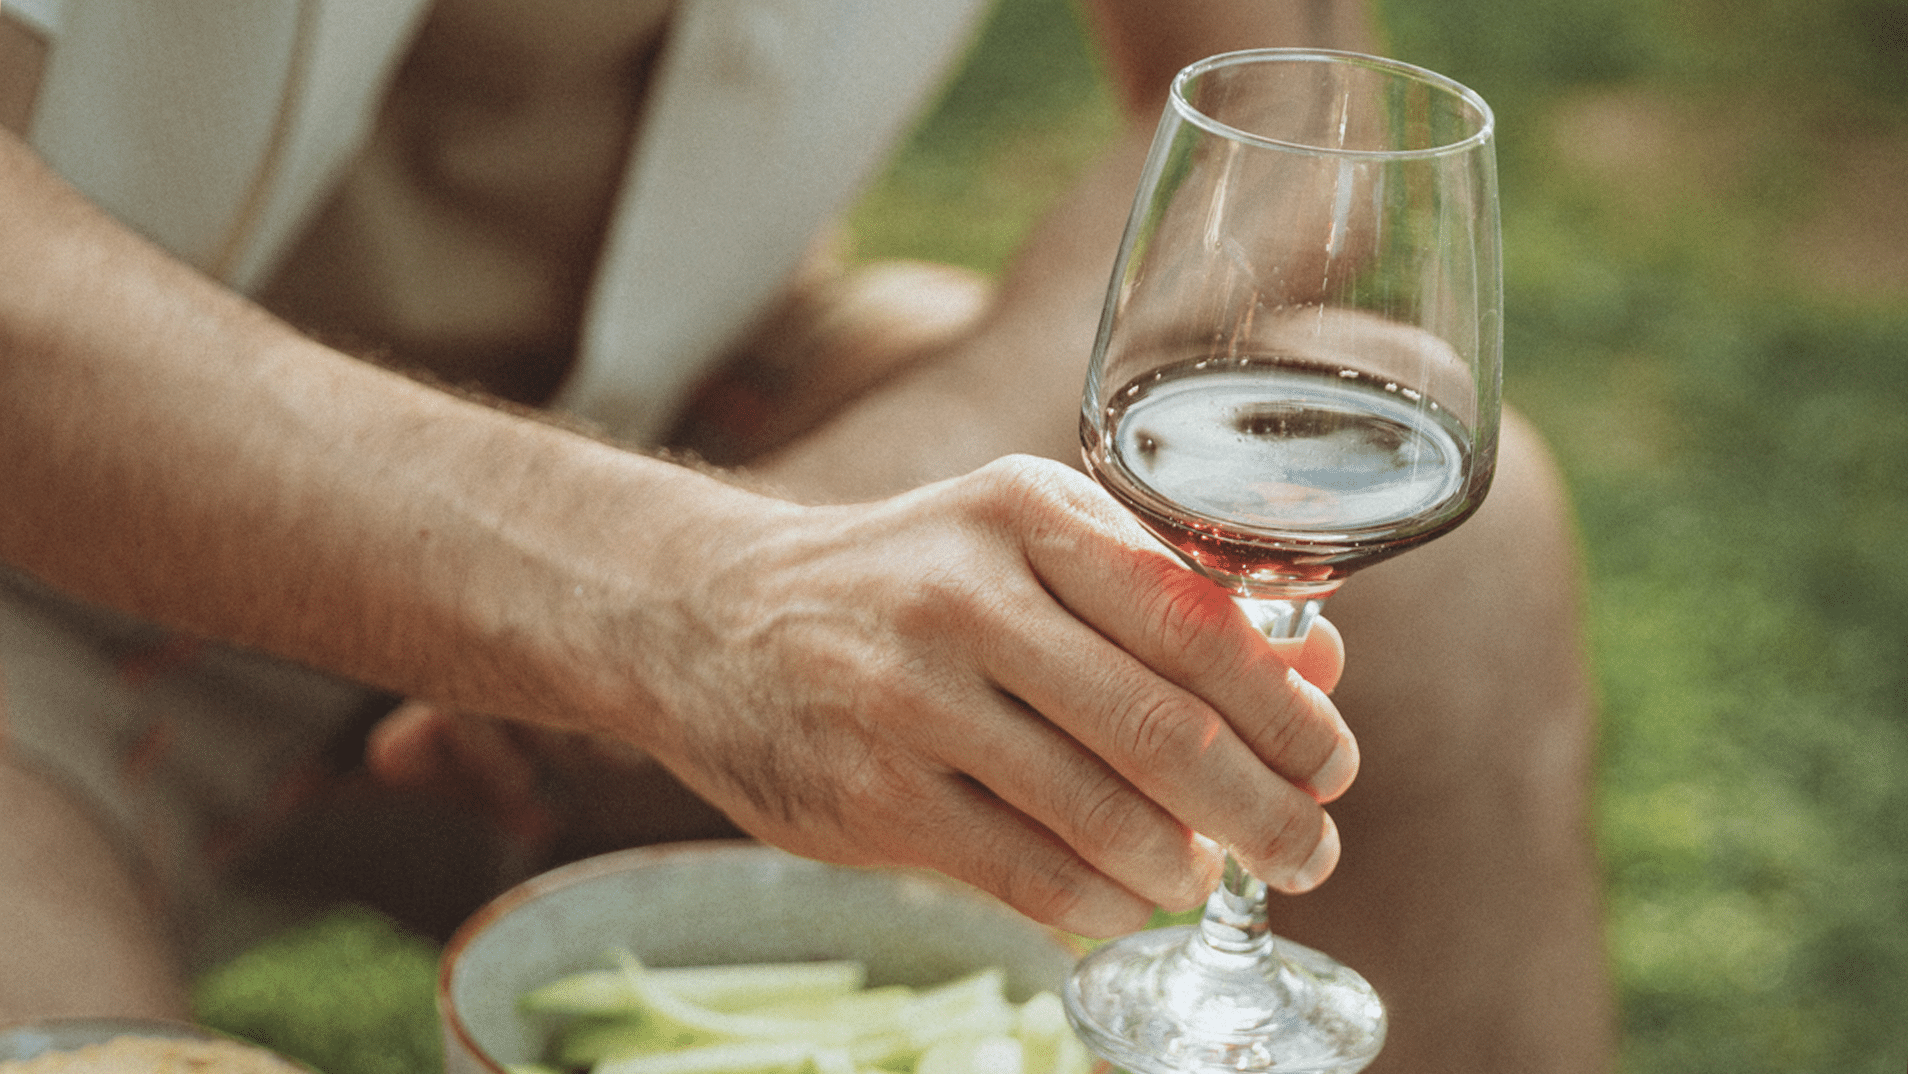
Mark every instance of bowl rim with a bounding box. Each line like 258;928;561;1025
437;840;1079;1074
440;842;751;1074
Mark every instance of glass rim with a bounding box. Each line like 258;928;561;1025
1170;48;1496;159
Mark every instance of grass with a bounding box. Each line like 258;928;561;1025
193;0;1908;1071
1387;0;1908;1068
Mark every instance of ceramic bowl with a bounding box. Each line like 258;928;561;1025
438;840;1081;1074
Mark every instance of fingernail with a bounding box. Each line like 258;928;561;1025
1284;814;1340;893
1303;736;1359;802
1180;833;1227;904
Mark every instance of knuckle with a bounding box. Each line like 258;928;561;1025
892;560;1045;662
975;453;1075;495
1066;777;1156;856
1247;676;1313;756
1236;797;1322;876
1146;575;1230;662
1065;781;1204;906
982;846;1099;927
1113;690;1218;769
890;565;988;637
1130;567;1251;676
967;455;1107;548
963;456;1057;518
1243;674;1336;772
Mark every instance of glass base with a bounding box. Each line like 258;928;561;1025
1063;925;1385;1074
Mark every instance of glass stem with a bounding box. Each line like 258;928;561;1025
1237;596;1328;640
1198;853;1271;956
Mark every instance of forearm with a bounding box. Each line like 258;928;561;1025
0;132;756;731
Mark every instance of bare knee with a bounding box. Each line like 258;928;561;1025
1298;414;1615;1071
1327;408;1596;804
0;757;188;1021
667;249;996;465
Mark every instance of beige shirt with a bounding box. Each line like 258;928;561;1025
16;0;991;442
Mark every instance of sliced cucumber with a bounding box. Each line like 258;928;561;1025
521;950;1085;1074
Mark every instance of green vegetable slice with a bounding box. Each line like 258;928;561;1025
523;961;869;1018
520;951;1088;1074
595;1040;852;1074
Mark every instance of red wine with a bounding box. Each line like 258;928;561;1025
1083;355;1490;596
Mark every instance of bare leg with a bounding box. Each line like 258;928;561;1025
666;251;996;467
1269;411;1616;1073
0;756;188;1022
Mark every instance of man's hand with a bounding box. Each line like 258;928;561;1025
384;455;1354;939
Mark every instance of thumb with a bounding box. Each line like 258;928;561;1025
1265;615;1346;695
366;700;557;842
364;699;448;790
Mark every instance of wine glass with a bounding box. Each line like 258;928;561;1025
1063;49;1501;1074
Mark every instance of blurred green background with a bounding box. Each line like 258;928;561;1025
193;0;1908;1070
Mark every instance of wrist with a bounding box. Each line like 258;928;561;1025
425;427;796;745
